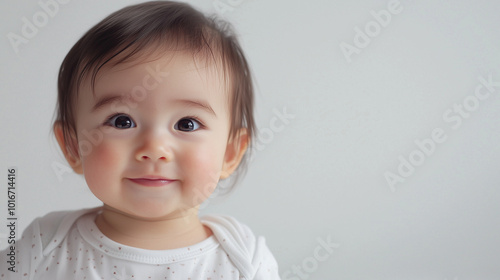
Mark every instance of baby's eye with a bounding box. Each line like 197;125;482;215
105;114;136;129
175;118;201;132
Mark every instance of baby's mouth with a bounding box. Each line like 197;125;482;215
128;176;175;187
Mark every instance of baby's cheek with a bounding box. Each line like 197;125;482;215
81;141;125;188
182;147;223;205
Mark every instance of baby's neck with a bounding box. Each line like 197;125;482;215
94;206;213;250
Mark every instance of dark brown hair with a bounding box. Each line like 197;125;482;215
55;1;255;189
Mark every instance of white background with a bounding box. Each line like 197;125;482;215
1;0;500;279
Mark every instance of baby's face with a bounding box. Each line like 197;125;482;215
73;52;233;219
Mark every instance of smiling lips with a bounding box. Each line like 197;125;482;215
128;176;175;187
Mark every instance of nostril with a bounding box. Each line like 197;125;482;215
141;156;149;160
159;156;167;160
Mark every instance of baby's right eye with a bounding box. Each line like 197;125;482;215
105;114;136;129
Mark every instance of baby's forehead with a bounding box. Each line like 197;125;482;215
76;51;232;113
91;49;229;90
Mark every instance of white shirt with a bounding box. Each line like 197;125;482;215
0;207;280;279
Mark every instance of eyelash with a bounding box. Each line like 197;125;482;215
183;115;205;129
102;113;205;129
103;113;133;126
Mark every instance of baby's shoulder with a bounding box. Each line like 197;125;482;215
34;208;92;248
201;214;280;279
16;207;100;255
32;207;100;251
202;215;256;241
0;207;100;279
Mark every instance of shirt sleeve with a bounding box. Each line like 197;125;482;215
252;237;281;280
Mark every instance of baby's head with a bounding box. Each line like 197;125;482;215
53;1;255;218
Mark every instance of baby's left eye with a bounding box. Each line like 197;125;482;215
175;118;201;132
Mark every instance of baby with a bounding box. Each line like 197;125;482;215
0;1;279;279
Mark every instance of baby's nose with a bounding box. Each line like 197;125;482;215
135;134;173;162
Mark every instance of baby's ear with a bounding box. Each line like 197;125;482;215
221;128;248;179
53;122;83;174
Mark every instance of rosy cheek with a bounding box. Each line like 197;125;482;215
81;140;125;189
192;146;221;173
181;146;222;202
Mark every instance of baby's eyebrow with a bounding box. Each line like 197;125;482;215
173;99;217;118
91;95;217;118
91;94;124;112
